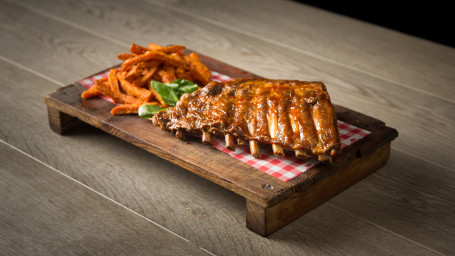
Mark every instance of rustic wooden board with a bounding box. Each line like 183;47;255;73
44;53;398;236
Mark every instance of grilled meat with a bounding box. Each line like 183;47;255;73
152;78;340;161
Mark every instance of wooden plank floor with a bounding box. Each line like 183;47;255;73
15;0;455;170
1;0;454;255
0;142;208;255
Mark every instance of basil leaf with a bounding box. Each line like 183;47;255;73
173;79;199;97
151;81;170;99
177;84;199;96
151;81;177;106
149;79;198;107
167;89;180;106
167;82;179;90
138;104;167;118
140;79;199;119
173;79;195;87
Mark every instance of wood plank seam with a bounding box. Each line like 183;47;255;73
8;0;454;170
0;54;64;86
0;1;451;254
0;138;200;248
143;0;455;105
393;146;455;173
6;0;130;48
11;0;452;172
326;203;448;256
43;55;398;235
43;56;398;206
12;0;453;105
246;142;392;236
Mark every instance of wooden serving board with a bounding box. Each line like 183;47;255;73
44;52;398;236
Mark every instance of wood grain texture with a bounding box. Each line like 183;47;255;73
0;143;207;255
0;0;124;83
44;56;397;235
44;57;397;209
146;0;455;103
47;106;85;134
247;142;391;236
0;60;435;255
10;0;455;171
0;0;453;254
328;149;455;255
0;51;447;255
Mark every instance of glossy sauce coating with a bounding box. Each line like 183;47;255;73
153;78;340;157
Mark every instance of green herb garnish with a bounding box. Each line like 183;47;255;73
138;104;167;119
151;79;198;106
138;79;199;118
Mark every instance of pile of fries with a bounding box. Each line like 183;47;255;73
81;43;211;115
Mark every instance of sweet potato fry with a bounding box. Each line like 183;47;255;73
174;66;194;81
148;83;167;107
121;50;186;71
164;64;177;82
147;44;184;54
108;69;120;98
137;62;160;85
81;42;212;115
148;43;163;50
117;75;153;101
124;65;139;81
128;61;160;85
160;45;185;54
111;103;142;115
156;70;172;84
157;67;175;84
117;53;135;61
129;43;149;55
185;52;211;85
96;80;142;105
81;84;102;99
81;77;108;99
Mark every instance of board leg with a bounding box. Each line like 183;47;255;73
47;106;84;135
246;142;391;236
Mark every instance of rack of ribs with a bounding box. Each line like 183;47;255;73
152;78;340;162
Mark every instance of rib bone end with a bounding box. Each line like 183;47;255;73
249;140;261;158
295;149;309;159
225;133;236;151
202;131;213;145
318;155;332;163
176;129;186;140
272;144;285;157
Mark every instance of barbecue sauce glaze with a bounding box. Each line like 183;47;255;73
153;78;340;157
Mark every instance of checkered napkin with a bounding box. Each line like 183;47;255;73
79;70;371;182
210;120;370;181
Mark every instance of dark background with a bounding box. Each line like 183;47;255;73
293;1;454;48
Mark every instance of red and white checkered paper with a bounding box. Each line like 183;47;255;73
79;70;371;182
